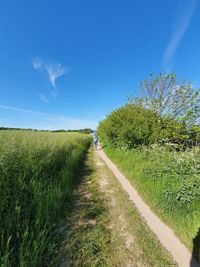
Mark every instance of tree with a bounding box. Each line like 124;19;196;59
129;73;200;128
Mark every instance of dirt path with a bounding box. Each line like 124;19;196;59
61;148;176;266
97;149;200;267
94;151;176;266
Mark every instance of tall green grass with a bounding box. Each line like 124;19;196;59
104;145;200;254
0;131;91;267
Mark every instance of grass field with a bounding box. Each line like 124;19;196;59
104;145;200;256
0;130;91;267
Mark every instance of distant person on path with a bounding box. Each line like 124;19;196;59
93;133;99;150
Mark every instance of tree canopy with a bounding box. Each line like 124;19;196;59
129;73;200;128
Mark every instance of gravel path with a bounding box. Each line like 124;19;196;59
97;149;200;267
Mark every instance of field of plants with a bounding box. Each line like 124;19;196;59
0;131;91;267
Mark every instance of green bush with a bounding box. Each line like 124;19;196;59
98;103;198;149
188;126;200;146
98;104;159;148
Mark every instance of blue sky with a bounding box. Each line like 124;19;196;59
0;0;199;130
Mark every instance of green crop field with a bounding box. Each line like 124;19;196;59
0;130;91;267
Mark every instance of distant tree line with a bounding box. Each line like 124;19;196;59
52;128;93;134
0;127;39;131
0;127;93;134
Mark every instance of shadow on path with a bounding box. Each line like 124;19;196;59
191;229;200;267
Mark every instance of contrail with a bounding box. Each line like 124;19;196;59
162;0;198;70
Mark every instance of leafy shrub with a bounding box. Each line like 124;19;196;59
176;179;200;205
98;104;159;148
98;104;196;149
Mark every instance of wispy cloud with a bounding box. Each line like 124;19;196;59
0;104;98;130
0;104;59;117
45;63;68;88
39;93;49;103
32;58;68;88
32;58;43;69
162;0;198;70
32;58;69;102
